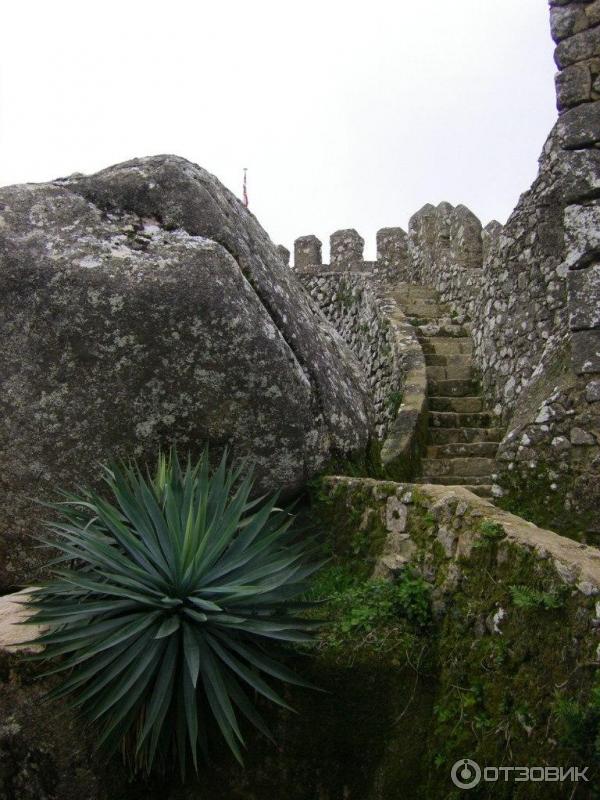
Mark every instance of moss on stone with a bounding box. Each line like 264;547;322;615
302;478;600;798
497;460;596;544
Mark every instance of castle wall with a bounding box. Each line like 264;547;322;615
299;267;406;439
290;0;600;535
293;238;428;476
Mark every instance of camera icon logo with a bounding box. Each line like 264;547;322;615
451;758;482;790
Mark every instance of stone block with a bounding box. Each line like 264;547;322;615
294;235;322;269
564;202;600;268
551;4;589;42
330;229;364;270
587;0;600;27
586;379;600;400
559;99;600;146
450;205;483;269
572;329;600;373
556;62;592;109
555;25;600;68
562;149;600;202
570;425;596;444
569;264;600;329
376;227;408;271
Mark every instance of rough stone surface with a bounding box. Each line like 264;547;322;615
330;229;364;270
559;98;600;146
563;148;600;201
568;263;600;329
298;271;404;438
376;227;409;279
0;591;43;654
554;23;600;69
293;234;322;269
587;378;600;400
572;329;600;372
0;156;373;588
276;243;290;266
555;62;593;109
551;4;590;43
564;202;600;268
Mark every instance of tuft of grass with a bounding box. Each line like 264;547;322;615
479;520;506;541
311;567;432;648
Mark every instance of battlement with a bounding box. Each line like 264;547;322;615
292;202;488;278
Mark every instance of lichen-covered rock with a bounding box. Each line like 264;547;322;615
0;155;373;589
0;591;43;654
0;649;110;800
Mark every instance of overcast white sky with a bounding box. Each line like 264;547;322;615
0;1;557;260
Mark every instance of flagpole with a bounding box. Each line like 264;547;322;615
243;168;248;208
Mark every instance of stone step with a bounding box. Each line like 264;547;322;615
426;365;473;382
424;353;472;368
429;411;495;428
416;479;494;497
420;337;473;356
408;315;445;326
428;378;479;397
421;457;497;478
465;484;494;498
426;441;499;459
428;396;484;413
394;285;439;301
417;322;472;338
403;302;447;314
428;427;504;444
412;314;469;326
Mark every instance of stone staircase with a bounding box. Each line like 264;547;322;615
392;284;503;499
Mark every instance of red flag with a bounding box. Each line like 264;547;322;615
243;168;248;208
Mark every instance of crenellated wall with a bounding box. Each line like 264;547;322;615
292;229;427;475
301;272;400;439
289;0;600;536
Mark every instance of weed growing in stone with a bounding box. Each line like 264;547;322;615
311;566;432;649
509;584;567;610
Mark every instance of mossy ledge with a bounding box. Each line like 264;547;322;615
308;477;600;798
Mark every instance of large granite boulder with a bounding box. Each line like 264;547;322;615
0;156;372;589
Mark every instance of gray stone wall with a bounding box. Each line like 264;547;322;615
552;0;600;378
494;0;600;533
300;270;401;439
475;130;569;412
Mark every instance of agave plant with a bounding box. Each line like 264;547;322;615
24;449;321;777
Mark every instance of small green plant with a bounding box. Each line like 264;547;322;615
394;572;432;627
386;390;404;417
25;449;322;777
553;686;600;764
478;520;506;541
509;584;566;610
315;568;432;642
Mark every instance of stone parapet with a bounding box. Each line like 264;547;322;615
293;234;322;270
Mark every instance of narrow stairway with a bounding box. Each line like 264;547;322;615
392;284;503;499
